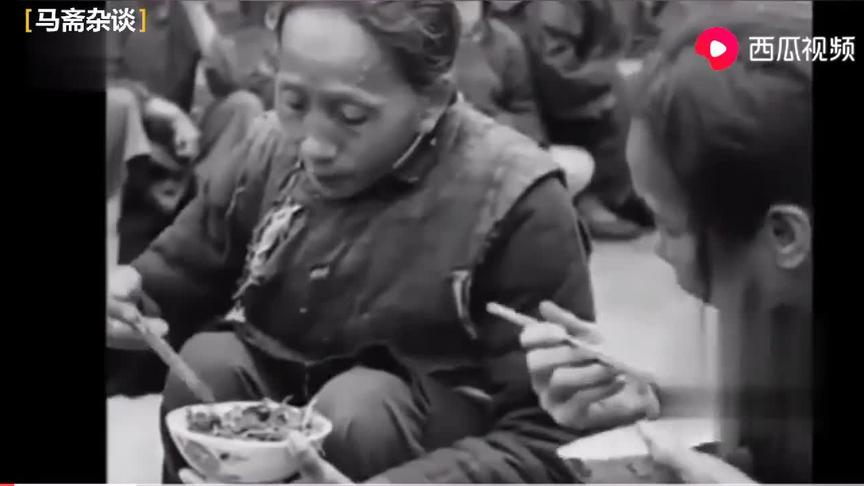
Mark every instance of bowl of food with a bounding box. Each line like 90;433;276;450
556;418;717;483
165;399;332;483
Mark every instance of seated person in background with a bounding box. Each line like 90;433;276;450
489;0;654;240
106;85;196;266
107;1;600;483
107;0;272;262
182;0;279;179
453;0;593;197
521;5;812;483
106;86;150;270
199;0;280;109
106;0;269;396
105;82;200;396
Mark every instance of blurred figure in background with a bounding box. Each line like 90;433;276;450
490;0;654;240
613;0;670;58
107;0;202;263
106;0;202;397
106;87;150;271
106;0;275;396
452;1;544;143
614;1;813;59
453;0;594;198
182;0;279;180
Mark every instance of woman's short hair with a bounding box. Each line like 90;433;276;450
631;4;812;244
274;0;461;91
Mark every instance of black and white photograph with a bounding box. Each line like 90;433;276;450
8;0;850;483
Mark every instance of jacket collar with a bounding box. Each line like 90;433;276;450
387;92;460;187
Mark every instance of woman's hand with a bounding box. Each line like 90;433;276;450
636;421;758;484
172;114;202;160
521;301;658;432
107;266;168;350
178;431;354;484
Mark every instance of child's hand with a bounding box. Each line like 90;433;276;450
636;420;758;484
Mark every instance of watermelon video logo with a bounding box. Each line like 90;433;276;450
695;27;740;71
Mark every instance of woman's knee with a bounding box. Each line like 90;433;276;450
161;332;259;413
315;367;424;477
316;367;415;429
316;367;422;449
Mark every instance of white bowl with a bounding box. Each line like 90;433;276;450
556;418;717;460
166;401;333;484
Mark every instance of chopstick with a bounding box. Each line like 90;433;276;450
301;397;318;430
487;302;656;385
127;314;217;404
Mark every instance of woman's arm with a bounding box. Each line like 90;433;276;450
129;114;282;333
370;176;596;483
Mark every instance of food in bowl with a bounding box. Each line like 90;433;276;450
166;399;332;483
186;398;321;442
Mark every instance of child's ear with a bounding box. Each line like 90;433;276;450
764;204;812;270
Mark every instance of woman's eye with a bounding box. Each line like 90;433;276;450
335;103;370;126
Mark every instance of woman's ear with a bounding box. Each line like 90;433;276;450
764;204;812;270
417;76;456;133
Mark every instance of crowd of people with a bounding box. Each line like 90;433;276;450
106;1;812;483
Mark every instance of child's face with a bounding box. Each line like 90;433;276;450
626;119;812;325
626;120;704;299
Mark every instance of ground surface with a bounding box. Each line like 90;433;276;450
107;233;718;483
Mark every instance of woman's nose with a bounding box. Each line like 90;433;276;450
299;135;338;164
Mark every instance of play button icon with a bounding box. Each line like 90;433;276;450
695;27;739;71
710;40;727;58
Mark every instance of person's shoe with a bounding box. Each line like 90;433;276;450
577;195;646;241
611;193;655;229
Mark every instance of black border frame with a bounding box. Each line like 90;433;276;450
4;0;864;483
7;1;107;483
811;0;863;483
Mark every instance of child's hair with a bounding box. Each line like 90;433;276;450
631;4;812;298
632;4;812;243
274;0;460;91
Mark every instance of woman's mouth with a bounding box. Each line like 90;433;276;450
308;168;346;184
304;163;353;192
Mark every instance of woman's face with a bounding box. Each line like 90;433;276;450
276;6;435;199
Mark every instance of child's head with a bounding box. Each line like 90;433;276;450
627;5;812;322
